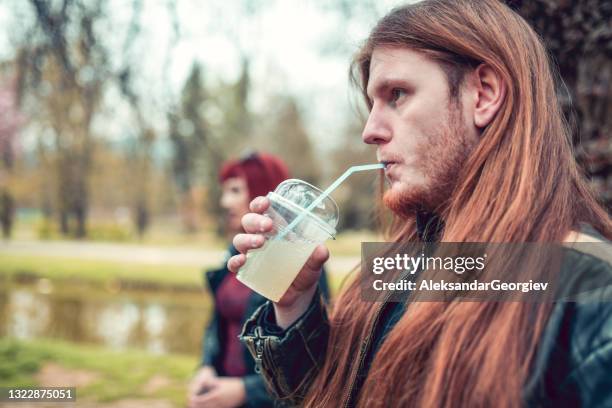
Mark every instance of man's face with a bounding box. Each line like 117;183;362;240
363;46;479;216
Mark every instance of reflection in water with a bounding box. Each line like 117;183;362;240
48;296;86;341
97;302;141;350
0;283;209;356
144;304;166;354
9;289;50;339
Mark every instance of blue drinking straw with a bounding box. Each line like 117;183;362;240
276;163;384;240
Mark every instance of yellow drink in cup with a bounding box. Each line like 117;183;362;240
237;179;338;302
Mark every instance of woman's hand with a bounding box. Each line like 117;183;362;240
227;196;329;328
187;366;217;399
187;377;246;408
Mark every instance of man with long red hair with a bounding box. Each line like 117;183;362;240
228;1;612;406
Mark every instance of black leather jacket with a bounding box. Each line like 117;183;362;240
201;245;330;408
240;231;612;407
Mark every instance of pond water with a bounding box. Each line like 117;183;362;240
0;279;211;356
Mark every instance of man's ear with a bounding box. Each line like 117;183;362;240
472;64;506;129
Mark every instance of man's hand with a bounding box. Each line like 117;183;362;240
187;366;217;398
227;196;329;328
187;377;246;408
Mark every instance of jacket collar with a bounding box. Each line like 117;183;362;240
416;211;444;242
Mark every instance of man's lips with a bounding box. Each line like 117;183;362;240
380;160;402;182
380;160;399;170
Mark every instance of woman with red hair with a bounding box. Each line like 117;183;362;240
188;152;329;408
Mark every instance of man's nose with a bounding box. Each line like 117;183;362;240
362;107;391;145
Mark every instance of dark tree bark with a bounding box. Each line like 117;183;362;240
0;192;14;239
509;0;612;210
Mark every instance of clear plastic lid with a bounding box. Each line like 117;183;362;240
272;179;339;236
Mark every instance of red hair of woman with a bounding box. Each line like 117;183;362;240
219;152;290;201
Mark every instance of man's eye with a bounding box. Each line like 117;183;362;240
391;88;407;102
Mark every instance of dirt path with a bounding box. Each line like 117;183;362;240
0;240;224;267
0;363;179;408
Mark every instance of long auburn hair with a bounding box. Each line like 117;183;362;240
303;1;612;407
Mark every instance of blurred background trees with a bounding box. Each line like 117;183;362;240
168;63;210;233
0;75;23;238
0;0;330;241
254;94;321;185
0;0;609;243
14;0;111;238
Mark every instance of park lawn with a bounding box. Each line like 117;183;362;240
0;254;207;290
0;337;195;406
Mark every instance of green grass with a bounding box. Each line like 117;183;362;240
0;255;210;290
327;270;355;296
0;337;196;406
12;212;227;250
0;339;42;387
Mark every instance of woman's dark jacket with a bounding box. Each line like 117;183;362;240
201;245;330;408
240;222;612;407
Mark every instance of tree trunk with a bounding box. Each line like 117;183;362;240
0;190;14;239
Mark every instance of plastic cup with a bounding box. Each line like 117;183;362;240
237;179;339;301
